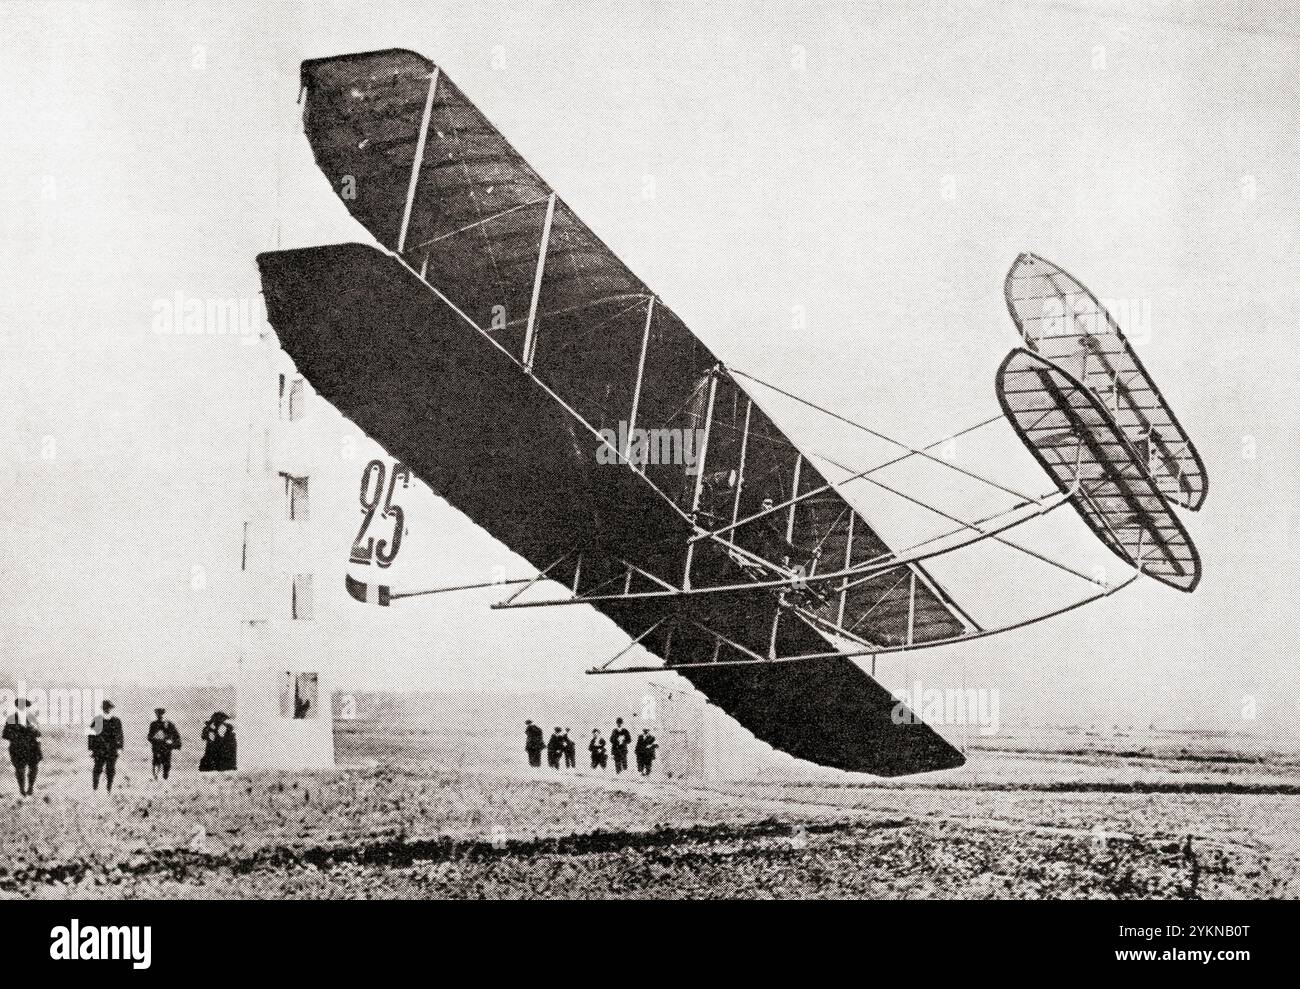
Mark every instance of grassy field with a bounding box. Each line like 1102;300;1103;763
1;689;1297;899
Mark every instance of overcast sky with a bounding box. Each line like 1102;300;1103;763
2;0;1298;738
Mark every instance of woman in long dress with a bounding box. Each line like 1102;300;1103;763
198;711;237;772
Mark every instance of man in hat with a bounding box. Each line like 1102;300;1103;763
588;729;608;770
3;698;42;796
546;727;565;769
147;707;181;780
635;727;658;776
524;719;545;768
87;699;124;793
754;494;801;574
562;728;576;769
609;717;632;774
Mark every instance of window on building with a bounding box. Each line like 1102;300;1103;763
279;374;306;421
282;473;309;521
279;671;319;719
291;573;313;620
288;377;305;421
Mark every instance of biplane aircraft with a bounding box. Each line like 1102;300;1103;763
255;49;1205;775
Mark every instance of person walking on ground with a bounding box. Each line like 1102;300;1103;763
588;729;608;770
610;717;632;774
635;728;658;776
88;700;124;793
524;719;545;768
147;707;181;780
3;698;42;796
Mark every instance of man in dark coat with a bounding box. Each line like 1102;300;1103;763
216;717;237;770
524;719;545;768
635;728;658;776
87;699;124;792
588;729;608;770
3;698;42;796
562;728;576;768
147;707;182;780
609;717;632;774
546;727;565;769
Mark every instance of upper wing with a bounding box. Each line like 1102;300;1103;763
1003;253;1207;511
296;48;976;652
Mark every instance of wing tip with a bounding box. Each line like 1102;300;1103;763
1006;250;1044;281
300;48;436;91
256;242;391;271
1144;556;1202;594
681;661;969;777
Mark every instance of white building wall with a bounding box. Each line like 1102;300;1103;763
235;336;335;771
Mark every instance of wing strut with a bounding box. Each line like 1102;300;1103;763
587;573;1141;674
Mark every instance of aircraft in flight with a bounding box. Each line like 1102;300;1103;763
256;49;1205;775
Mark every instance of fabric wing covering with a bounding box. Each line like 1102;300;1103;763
287;49;980;774
1003;253;1207;511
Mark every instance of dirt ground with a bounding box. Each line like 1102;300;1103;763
1;698;1296;899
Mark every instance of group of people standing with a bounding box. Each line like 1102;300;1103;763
2;699;236;796
524;717;658;776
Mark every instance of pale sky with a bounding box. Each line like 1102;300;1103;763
2;0;1298;737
